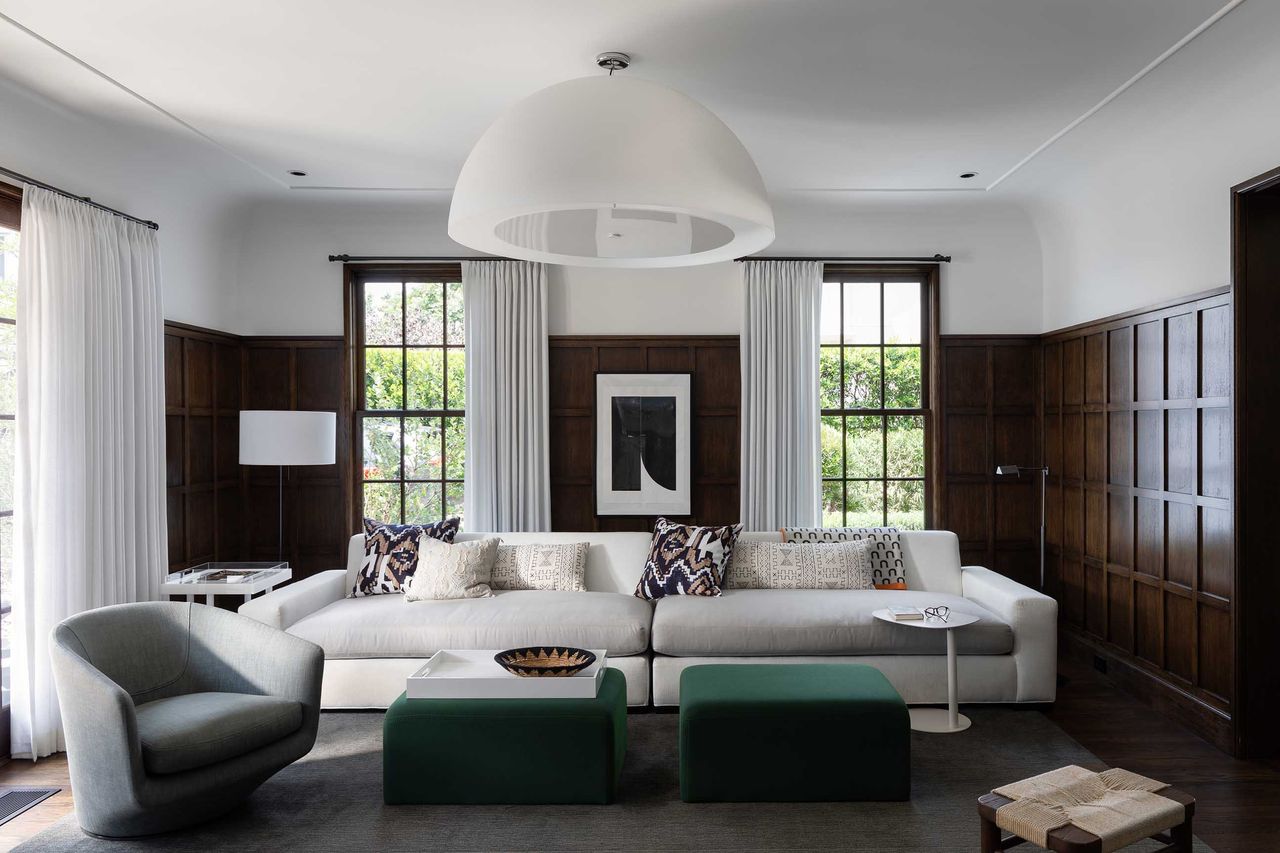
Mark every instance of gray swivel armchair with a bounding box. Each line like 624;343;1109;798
50;601;323;837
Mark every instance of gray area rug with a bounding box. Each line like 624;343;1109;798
20;709;1212;852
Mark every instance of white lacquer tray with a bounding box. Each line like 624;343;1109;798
406;649;608;700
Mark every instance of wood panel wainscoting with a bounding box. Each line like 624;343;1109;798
163;323;352;585
1042;288;1234;753
548;336;740;532
936;336;1042;588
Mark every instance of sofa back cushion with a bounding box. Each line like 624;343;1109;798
344;529;964;596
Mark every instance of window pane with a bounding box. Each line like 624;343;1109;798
819;347;842;409
884;346;922;408
0;226;18;319
0;323;13;415
444;416;465;480
445;481;465;525
363;282;402;345
364;348;404;410
887;415;925;478
820;281;841;345
406;282;444;345
446;281;465;345
362;482;401;524
820;415;843;478
842;281;880;345
884;281;922;344
822;480;845;527
406;348;445;410
446;347;466;410
405;481;443;523
887;480;925;530
362;417;401;481
845;415;883;478
404;417;443;480
0;422;10;509
843;347;881;409
1;514;10;705
846;480;885;528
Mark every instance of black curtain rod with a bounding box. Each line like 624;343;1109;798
0;165;159;231
329;253;951;263
737;254;951;263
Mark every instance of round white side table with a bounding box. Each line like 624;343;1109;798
873;608;979;734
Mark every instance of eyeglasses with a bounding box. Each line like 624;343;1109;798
923;605;951;622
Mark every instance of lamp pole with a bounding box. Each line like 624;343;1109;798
995;464;1050;590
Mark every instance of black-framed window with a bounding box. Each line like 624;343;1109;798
819;267;933;529
351;266;465;525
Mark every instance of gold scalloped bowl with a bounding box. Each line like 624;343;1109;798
494;647;597;678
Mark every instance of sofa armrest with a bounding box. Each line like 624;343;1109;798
238;570;345;631
962;566;1058;702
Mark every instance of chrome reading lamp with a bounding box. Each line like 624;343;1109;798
994;464;1050;589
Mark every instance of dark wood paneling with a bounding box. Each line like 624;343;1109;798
937;337;1041;588
548;336;739;532
1043;289;1234;753
164;323;352;585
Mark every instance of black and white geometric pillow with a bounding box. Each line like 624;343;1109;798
634;518;742;600
491;542;589;591
351;516;461;596
780;526;908;589
725;540;873;590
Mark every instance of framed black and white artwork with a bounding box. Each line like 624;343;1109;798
595;372;691;516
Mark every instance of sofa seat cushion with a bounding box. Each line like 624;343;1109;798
135;692;303;775
288;590;652;659
652;590;1012;656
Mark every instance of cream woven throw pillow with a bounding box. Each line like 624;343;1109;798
725;540;873;590
403;536;498;601
490;543;589;591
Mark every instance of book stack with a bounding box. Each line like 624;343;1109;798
888;606;924;621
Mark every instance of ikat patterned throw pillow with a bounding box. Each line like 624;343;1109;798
780;526;908;589
634;518;742;600
351;516;461;596
725;539;873;590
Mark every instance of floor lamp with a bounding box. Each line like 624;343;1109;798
994;464;1050;589
240;410;337;563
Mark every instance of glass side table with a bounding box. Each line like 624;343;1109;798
161;562;292;605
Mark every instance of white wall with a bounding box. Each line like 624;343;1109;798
1008;0;1280;331
233;189;1043;336
0;77;265;332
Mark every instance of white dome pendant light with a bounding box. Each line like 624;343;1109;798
448;52;774;268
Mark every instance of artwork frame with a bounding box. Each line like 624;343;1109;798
595;372;692;516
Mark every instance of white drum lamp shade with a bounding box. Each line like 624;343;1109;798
239;411;336;466
448;75;775;268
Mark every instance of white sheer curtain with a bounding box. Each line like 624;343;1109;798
12;186;167;759
462;260;550;532
740;260;823;530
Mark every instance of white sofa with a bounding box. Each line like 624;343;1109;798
239;530;1057;709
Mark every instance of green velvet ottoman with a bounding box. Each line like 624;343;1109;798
679;663;910;803
383;667;627;805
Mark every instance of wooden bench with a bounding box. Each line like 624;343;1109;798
978;787;1195;853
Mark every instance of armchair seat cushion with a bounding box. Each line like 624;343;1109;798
135;692;303;775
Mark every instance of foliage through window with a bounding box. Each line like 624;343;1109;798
356;270;465;526
820;272;929;530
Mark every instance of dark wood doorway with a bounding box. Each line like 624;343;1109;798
1230;166;1280;759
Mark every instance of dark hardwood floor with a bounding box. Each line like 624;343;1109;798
1046;655;1280;853
0;654;1274;851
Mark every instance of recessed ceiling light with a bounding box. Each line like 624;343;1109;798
959;171;978;179
287;169;308;177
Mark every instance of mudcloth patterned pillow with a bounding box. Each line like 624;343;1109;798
634;518;742;600
352;516;461;596
780;526;908;589
491;543;589;591
725;539;873;590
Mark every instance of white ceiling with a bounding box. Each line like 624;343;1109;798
0;0;1237;193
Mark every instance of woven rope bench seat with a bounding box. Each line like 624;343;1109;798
977;765;1196;853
